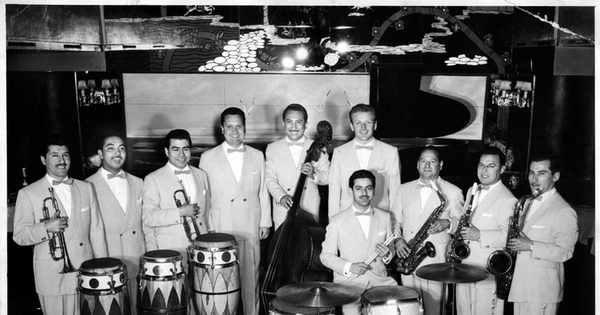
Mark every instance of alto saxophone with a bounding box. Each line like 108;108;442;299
446;183;478;263
396;180;447;275
487;188;542;299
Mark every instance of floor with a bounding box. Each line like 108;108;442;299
7;234;595;315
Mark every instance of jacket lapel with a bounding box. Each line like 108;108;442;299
232;147;252;198
120;173;136;234
523;192;558;232
64;182;81;242
366;139;381;170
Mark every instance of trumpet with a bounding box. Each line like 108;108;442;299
41;187;76;274
173;180;202;242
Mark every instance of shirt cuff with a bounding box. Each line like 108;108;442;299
343;262;352;276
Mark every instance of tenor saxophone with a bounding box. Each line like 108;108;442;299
446;182;478;263
396;180;447;275
487;188;542;299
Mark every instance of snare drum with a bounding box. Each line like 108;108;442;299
269;298;334;315
78;257;131;315
189;233;240;315
361;286;423;315
139;250;187;315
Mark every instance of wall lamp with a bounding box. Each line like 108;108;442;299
77;78;121;107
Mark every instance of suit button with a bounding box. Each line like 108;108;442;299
231;199;234;202
42;237;46;241
243;198;247;202
132;231;136;234
287;188;290;191
79;243;83;246
304;187;307;190
120;234;123;237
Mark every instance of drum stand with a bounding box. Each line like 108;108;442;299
416;263;489;315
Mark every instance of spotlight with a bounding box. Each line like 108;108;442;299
296;47;309;60
337;42;349;53
282;57;295;69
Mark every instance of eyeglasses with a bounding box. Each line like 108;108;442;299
478;163;498;171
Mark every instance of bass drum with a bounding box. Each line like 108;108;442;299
78;257;131;315
361;286;423;315
269;298;334;315
139;250;187;315
189;233;240;315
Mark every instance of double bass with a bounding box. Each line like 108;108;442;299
261;121;334;313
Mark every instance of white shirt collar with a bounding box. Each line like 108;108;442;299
353;138;375;148
100;167;125;179
45;174;70;185
285;136;306;144
222;141;245;152
167;162;191;173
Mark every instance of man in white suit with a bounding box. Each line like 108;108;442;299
199;107;271;315
454;146;516;315
13;134;108;315
508;155;578;315
86;134;154;315
328;104;401;221
395;146;463;315
321;169;397;315
266;103;329;230
142;129;210;267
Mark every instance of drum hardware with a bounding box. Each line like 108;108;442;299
276;281;360;308
41;187;76;274
416;262;488;315
139;250;187;314
174;180;202;242
360;286;423;315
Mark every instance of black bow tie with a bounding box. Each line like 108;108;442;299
52;179;73;185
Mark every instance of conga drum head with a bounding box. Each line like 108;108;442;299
194;233;237;248
141;250;184;278
79;258;127;292
270;298;333;315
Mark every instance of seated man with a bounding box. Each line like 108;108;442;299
320;169;397;315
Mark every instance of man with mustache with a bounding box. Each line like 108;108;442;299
13;133;108;315
86;134;154;315
200;107;271;315
395;146;463;315
142;129;210;268
507;155;578;315
328;104;402;221
265;103;330;230
321;169;397;315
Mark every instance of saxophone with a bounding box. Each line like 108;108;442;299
396;180;447;275
487;188;542;299
446;183;478;263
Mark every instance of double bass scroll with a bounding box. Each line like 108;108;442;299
261;121;334;314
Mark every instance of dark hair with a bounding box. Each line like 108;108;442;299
349;169;376;188
40;133;69;156
221;107;246;127
481;146;506;166
164;129;192;149
530;154;561;174
349;103;376;123
98;133;124;151
419;146;441;161
282;103;308;122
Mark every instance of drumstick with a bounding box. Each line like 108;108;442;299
364;232;399;265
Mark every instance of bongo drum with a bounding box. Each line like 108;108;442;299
269;298;334;315
189;233;240;315
139;250;187;315
361;286;423;315
78;257;131;315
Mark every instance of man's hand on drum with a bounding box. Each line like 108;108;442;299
375;243;394;260
179;203;200;218
350;262;372;276
259;226;270;240
395;238;410;258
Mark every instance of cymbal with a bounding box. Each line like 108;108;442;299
276;281;360;308
416;263;489;284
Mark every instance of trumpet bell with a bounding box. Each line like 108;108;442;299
487;250;513;275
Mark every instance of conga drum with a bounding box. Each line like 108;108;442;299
269;298;334;315
78;257;131;315
189;233;240;315
139;250;187;315
361;286;423;315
